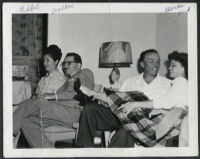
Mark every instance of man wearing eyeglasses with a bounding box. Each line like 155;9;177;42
13;52;94;148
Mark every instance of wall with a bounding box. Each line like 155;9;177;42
48;13;157;86
48;13;187;86
156;13;187;76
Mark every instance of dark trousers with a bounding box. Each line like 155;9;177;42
76;102;136;147
109;127;136;147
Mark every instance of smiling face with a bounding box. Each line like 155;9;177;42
141;52;160;77
43;54;58;73
62;55;81;76
169;59;185;79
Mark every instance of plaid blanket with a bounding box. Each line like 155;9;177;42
106;91;188;147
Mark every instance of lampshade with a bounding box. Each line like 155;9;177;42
99;41;133;68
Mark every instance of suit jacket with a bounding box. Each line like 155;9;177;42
55;68;94;108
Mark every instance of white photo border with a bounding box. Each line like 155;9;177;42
3;2;198;158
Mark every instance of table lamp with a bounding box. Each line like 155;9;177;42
99;41;132;68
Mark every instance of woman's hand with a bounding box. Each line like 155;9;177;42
149;109;168;118
31;95;36;99
31;94;41;99
31;92;40;99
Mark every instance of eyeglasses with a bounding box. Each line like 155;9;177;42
61;61;76;66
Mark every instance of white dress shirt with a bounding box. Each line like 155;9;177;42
153;76;188;109
120;73;172;100
37;70;66;94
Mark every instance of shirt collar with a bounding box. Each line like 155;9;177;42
68;70;81;81
46;70;58;77
70;71;78;77
140;72;160;84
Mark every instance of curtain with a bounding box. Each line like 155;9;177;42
12;14;47;91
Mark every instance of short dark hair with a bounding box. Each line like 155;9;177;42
168;51;188;79
66;52;82;65
43;45;62;63
139;49;159;63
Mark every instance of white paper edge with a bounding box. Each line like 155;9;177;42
2;2;198;158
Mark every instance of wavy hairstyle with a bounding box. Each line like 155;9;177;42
168;51;188;79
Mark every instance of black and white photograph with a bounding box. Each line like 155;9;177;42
3;2;198;157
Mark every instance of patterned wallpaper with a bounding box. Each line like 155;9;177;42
12;14;47;91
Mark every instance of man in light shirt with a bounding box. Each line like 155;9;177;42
76;49;172;147
109;49;172;147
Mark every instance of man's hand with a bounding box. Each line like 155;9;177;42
117;101;146;115
118;112;129;120
117;102;135;115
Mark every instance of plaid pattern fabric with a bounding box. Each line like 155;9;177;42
106;91;188;147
